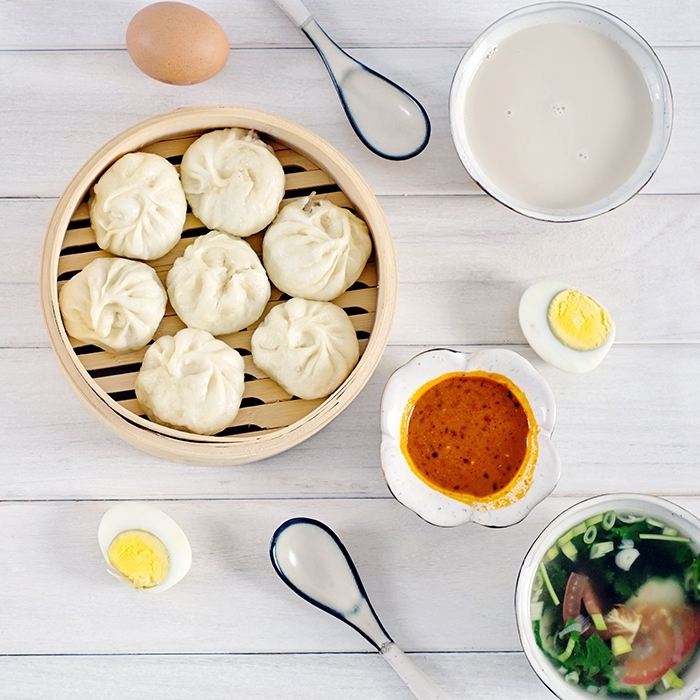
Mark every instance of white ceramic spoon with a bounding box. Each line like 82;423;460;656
270;517;452;700
271;0;431;160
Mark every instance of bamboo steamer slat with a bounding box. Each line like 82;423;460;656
40;106;397;465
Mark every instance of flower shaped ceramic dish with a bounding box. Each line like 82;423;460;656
380;348;561;527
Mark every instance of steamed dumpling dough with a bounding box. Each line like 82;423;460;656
89;152;186;260
58;257;167;354
135;328;245;435
251;298;359;400
180;128;286;237
166;230;271;335
262;194;372;301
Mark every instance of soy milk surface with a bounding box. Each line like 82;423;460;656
463;23;654;211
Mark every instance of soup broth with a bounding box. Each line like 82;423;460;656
532;510;700;695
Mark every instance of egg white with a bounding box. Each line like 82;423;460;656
98;502;192;593
518;280;615;373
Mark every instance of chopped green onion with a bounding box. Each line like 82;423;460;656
635;686;648;700
561;540;578;561
531;600;544;622
546;545;559;561
532;570;544;592
616;548;640;571
563;671;580;685
618;513;645;524
602;511;616;530
558;636;577;662
685;568;695;591
583;525;597;544
590;541;615;559
591;612;607;631
586;514;604;527
661;669;684;690
558;530;575;546
572;522;587;537
558;619;583;637
639;534;691;543
662;527;678;537
539;562;560;606
610;635;632;656
646;517;665;528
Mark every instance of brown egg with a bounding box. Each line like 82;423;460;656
126;2;229;85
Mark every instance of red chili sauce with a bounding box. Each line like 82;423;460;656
403;373;531;498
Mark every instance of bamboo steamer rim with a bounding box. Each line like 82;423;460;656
41;105;397;466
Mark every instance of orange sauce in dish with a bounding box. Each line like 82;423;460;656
400;371;537;502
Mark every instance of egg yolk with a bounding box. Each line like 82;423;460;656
107;530;170;589
547;289;612;351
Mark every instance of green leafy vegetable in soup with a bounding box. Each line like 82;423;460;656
532;511;700;697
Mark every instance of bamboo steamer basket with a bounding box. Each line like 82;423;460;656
41;106;397;466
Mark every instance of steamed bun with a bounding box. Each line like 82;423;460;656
135;328;245;435
262;194;372;301
180;128;285;237
58;257;167;354
167;230;271;336
89;152;186;260
251;298;359;400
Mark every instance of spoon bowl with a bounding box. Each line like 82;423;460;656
270;517;452;700
272;0;431;160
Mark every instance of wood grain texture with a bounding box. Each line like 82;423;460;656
0;652;539;700
2;0;700;696
5;194;700;349
0;47;698;198
1;497;699;656
2;344;700;500
1;0;698;49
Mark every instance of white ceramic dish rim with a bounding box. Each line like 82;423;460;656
515;493;700;700
379;348;561;528
448;1;674;223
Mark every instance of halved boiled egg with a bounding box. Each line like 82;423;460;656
98;503;192;593
519;281;615;373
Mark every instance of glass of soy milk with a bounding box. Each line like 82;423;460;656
449;2;673;222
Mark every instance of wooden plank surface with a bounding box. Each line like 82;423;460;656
0;653;538;700
2;343;700;500
0;47;698;198
4;194;700;348
1;0;698;49
2;0;699;697
2;497;700;655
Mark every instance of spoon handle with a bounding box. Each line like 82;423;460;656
381;643;453;700
271;0;312;28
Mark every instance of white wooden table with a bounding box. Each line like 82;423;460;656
2;1;699;697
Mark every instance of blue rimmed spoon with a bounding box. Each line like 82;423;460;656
270;517;451;700
271;0;431;160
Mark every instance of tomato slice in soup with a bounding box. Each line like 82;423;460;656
563;573;603;622
622;603;700;686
